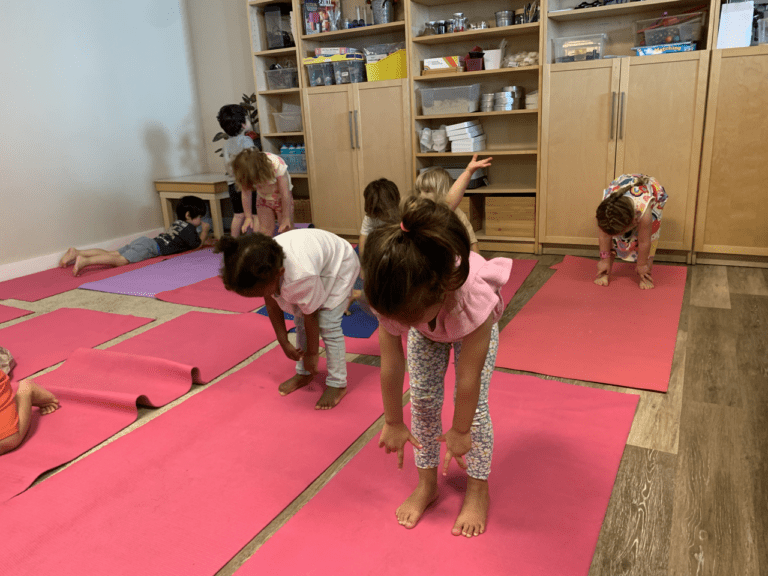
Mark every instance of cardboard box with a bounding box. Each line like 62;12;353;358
365;49;407;82
485;197;535;237
423;56;460;70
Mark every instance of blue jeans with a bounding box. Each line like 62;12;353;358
293;299;347;388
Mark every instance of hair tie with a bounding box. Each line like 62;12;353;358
400;221;409;233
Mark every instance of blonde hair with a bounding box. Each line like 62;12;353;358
414;167;452;202
232;149;276;191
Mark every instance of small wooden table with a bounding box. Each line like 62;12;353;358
154;174;229;238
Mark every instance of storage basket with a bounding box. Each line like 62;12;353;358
552;34;606;63
420;83;481;116
266;68;299;90
280;152;307;173
294;198;312;223
634;12;704;47
271;112;303;133
332;55;366;84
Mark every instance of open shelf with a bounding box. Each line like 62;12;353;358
260;88;301;95
415;65;540;81
416;109;538;120
476;231;536;242
548;0;704;21
412;23;539;45
262;131;305;137
465;186;537;195
290;173;309;178
300;21;405;41
416;149;538;157
254;46;297;57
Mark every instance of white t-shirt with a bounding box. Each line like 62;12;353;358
273;229;360;315
360;215;387;236
223;134;255;185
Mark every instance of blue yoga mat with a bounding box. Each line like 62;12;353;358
256;301;377;339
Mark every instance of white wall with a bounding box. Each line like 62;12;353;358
0;0;207;271
183;0;255;174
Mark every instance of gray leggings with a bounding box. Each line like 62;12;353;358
407;323;499;480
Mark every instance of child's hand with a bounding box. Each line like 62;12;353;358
280;341;304;361
241;217;254;235
278;219;292;234
595;259;611;287
379;422;423;469
465;154;493;174
303;351;319;374
636;263;654;290
438;428;471;475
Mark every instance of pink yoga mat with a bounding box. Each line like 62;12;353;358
0;308;152;381
0;253;176;302
342;258;538;357
79;248;222;298
0;347;386;575
0;304;33;325
155;276;260;313
497;255;687;392
0;348;201;502
108;311;278;383
237;370;639;576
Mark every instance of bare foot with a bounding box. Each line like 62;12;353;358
72;255;86;277
59;248;78;267
452;477;489;537
19;379;60;414
278;373;314;396
397;471;439;529
594;275;609;287
315;386;347;410
639;276;655;290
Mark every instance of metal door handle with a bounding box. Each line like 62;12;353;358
348;111;354;149
354;109;360;149
610;91;617;140
619;92;626;140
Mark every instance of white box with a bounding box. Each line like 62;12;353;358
423;56;460;70
451;135;487;153
448;125;485;141
445;119;481;132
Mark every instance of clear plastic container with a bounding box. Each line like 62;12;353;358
634;12;704;47
280;151;307;173
332;59;366;84
758;18;768;44
552;34;606;63
265;68;299;91
420;83;481;116
272;112;303;133
306;62;335;86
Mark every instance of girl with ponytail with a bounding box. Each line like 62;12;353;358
361;155;511;538
595;174;668;289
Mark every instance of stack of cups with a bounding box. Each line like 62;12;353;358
481;93;495;112
494;85;525;110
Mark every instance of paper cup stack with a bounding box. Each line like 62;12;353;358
481;93;495;112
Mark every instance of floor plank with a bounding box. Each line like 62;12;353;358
589;446;677;576
727;267;768;296
690;266;731;309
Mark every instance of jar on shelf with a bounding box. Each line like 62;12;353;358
452;13;467;33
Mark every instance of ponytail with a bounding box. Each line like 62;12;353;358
596;177;644;235
215;233;284;294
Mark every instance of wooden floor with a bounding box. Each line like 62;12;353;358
9;254;768;575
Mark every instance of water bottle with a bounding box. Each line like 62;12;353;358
280;143;288;158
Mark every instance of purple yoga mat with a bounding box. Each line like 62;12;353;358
79;249;222;298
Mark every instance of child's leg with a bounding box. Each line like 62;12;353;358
396;328;451;528
278;309;314;396
230;213;245;238
315;299;348;410
73;251;128;276
0;380;59;455
450;323;499;537
255;195;277;237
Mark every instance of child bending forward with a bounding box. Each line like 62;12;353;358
232;148;293;237
595;174;668;289
216;229;359;409
362;192;511;538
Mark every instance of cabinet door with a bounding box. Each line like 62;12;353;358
695;47;768;257
540;60;621;245
304;85;361;235
616;53;708;252
354;79;412;222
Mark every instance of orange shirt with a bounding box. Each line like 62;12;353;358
0;370;19;441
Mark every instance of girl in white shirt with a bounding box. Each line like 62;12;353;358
216;229;359;409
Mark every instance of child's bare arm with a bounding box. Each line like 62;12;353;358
197;222;211;247
445;155;493;210
635;208;653;268
241;188;254;233
441;314;493;475
277;175;293;233
358;234;367;266
265;295;298;358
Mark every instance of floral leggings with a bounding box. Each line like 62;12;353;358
407;323;499;480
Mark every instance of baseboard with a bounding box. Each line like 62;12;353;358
0;228;165;282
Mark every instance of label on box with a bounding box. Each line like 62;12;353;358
314;47;360;56
423;56;460;70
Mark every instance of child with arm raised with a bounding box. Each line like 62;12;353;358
362;190;511;538
231;148;293;237
595;174;668;290
216;229;359;410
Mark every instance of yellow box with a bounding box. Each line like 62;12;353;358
485;196;535;238
365;49;407;82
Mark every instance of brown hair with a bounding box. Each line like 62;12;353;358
596;177;647;235
362;197;470;319
363;179;400;223
231;149;276;191
215;234;284;294
413;167;451;202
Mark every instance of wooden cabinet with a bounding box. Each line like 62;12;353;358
304;79;411;235
694;46;768;260
540;53;709;256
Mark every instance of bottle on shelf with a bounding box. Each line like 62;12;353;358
355;6;364;28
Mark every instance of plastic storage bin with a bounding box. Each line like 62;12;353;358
632;42;696;56
552;34;606;63
264;5;295;49
634;12;704;47
306;61;335;86
265;68;299;91
758;18;767;44
272;112;303;133
420;83;481;116
280;152;307;173
332;56;366;84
